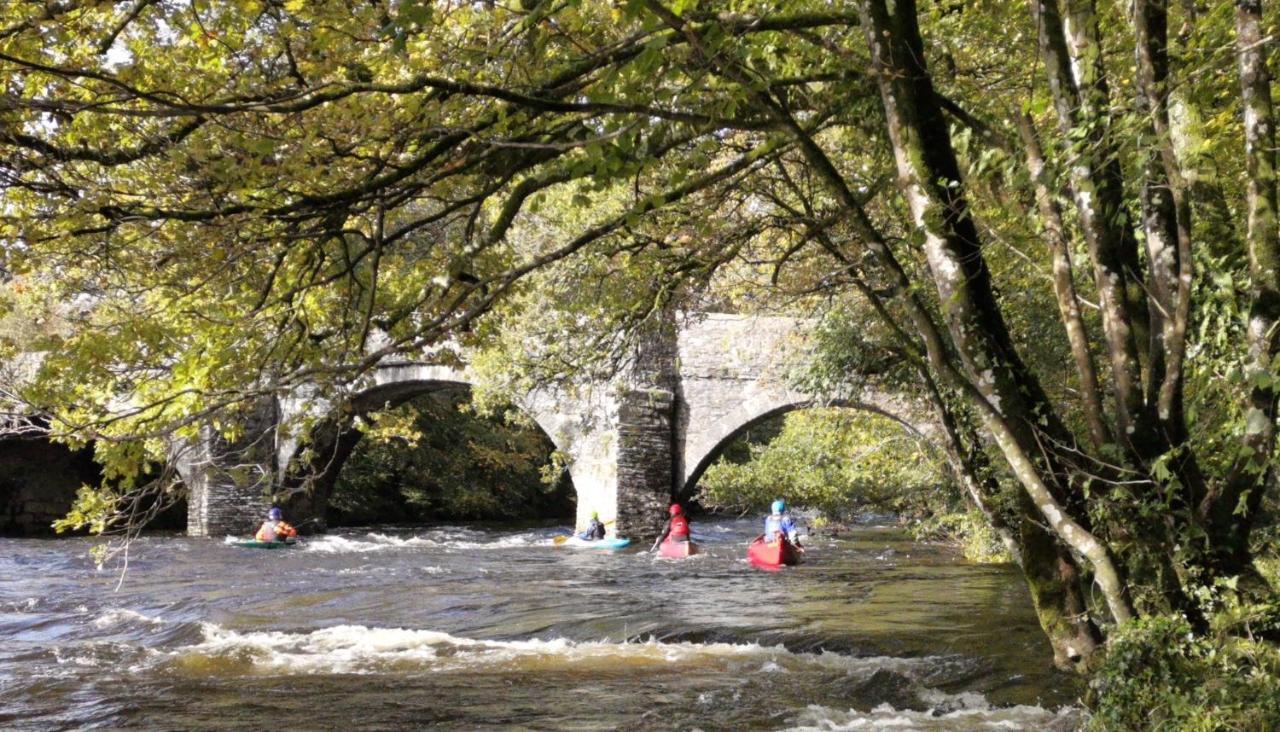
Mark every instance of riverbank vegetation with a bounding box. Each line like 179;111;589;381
2;0;1279;725
329;392;572;524
696;407;1012;560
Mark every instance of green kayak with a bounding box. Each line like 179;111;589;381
232;539;299;549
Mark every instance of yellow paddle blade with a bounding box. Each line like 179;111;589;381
553;535;570;545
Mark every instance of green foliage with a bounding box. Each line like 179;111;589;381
789;305;915;399
910;509;1013;564
697;408;947;520
1087;615;1280;731
329;391;572;523
51;484;118;536
1;0;1277;683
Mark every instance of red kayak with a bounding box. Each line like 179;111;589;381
658;539;699;558
747;536;801;569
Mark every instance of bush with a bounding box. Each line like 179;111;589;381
330;392;574;524
910;509;1012;563
697;408;946;519
1087;615;1280;731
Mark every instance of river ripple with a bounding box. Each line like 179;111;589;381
0;519;1083;730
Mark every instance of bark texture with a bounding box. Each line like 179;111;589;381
1016;114;1109;450
1213;0;1280;567
858;0;1133;627
1132;0;1193;435
1032;0;1149;446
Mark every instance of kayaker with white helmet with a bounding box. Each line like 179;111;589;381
255;506;298;543
764;499;799;545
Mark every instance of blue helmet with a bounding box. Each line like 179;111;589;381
268;507;283;521
771;499;785;514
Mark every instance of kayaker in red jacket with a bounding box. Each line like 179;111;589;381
255;507;297;542
651;503;691;551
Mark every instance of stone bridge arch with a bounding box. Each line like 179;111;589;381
270;362;623;533
677;395;936;500
177;312;937;540
672;314;935;500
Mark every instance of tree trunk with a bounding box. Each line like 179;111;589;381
849;268;1104;670
1016;114;1110;450
1032;0;1149;447
1132;0;1193;437
670;0;1130;655
1210;0;1280;571
857;0;1134;626
1033;0;1207;616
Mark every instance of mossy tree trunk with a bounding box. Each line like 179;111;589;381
857;0;1128;659
1213;0;1280;574
1031;0;1151;447
1015;113;1109;451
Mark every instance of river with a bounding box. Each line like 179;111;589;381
1;518;1083;730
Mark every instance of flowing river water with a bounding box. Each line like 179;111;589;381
1;518;1084;730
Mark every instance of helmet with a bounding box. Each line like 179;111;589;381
669;503;682;516
591;511;599;520
771;499;785;514
268;507;283;521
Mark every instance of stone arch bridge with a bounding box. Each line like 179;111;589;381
172;313;929;540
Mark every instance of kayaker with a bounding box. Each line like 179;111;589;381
255;507;298;543
763;499;799;545
651;503;691;551
576;511;607;541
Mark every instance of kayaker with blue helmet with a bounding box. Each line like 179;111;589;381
577;511;607;541
651;503;691;551
255;506;297;543
764;499;799;545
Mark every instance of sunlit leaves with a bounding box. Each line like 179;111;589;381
698;408;946;519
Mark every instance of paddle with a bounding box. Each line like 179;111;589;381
649;527;671;553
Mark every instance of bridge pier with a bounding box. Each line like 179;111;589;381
179;399;278;537
612;314;679;539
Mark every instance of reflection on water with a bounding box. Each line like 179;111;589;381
0;520;1083;730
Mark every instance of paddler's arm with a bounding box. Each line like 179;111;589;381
649;520;671;552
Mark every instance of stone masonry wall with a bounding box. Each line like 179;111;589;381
175;313;921;541
0;437;98;536
614;314;679;540
182;398;279;537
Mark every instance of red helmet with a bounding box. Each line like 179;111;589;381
669;503;683;516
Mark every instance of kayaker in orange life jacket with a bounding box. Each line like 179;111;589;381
651;503;691;551
255;507;297;542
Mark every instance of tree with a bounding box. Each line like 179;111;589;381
2;0;1277;679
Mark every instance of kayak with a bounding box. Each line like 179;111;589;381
658;539;699;558
747;537;801;569
233;539;299;549
560;536;632;550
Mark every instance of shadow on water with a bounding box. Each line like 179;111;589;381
0;519;1083;730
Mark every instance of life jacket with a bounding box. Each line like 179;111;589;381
255;521;278;542
668;514;690;540
255;520;297;542
764;514;793;543
578;519;606;540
